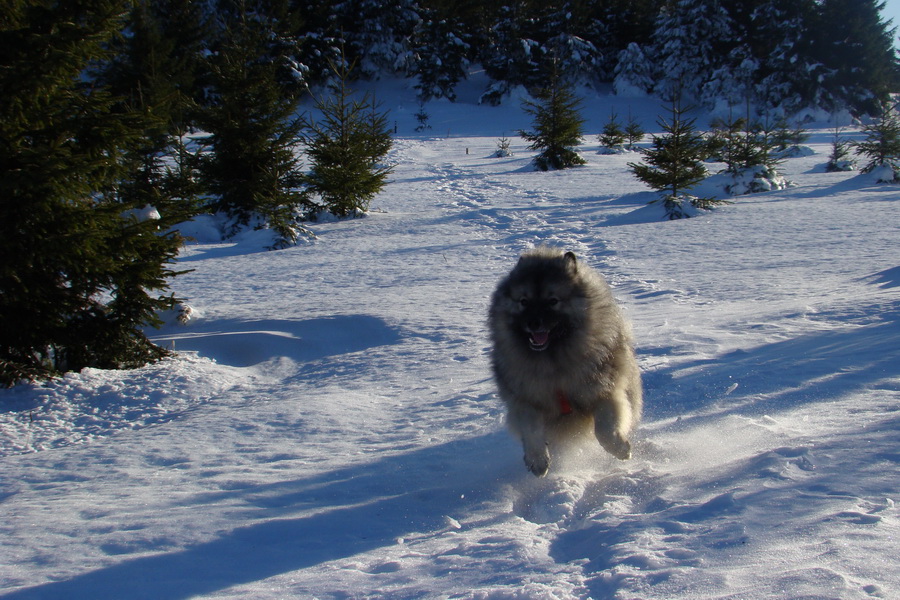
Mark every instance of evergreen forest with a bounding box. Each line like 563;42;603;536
298;0;898;115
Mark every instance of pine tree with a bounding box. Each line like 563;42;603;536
827;133;856;173
719;109;789;195
198;0;308;247
613;42;655;97
624;111;646;150
301;60;395;217
598;109;628;152
713;111;763;175
414;103;432;132
649;0;738;106
854;99;900;180
331;0;419;78
411;14;470;103
291;0;343;86
771;117;809;157
814;0;900;115
826;117;856;172
0;0;185;385
495;135;514;157
629;97;720;219
746;0;823;113
99;0;209;225
704;114;733;162
540;5;603;85
593;0;661;75
518;67;587;171
480;3;544;104
102;0;207;133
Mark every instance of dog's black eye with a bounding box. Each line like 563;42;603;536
518;297;529;307
548;297;559;306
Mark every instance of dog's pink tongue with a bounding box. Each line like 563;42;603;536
531;330;550;346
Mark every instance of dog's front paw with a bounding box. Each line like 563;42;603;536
597;430;632;460
524;449;551;477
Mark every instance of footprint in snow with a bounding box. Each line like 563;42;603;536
513;476;588;524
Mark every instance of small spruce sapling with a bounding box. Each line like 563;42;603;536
598;110;627;153
414;103;432;132
826;118;856;172
735;113;789;194
771;117;809;158
854;99;900;182
300;58;395;218
710;106;788;195
629;98;721;219
198;0;307;246
709;114;744;166
495;136;513;157
624;112;645;150
518;66;587;170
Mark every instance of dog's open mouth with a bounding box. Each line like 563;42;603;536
528;329;551;351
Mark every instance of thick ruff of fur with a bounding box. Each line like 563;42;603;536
488;247;643;477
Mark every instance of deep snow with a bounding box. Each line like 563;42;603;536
1;79;898;599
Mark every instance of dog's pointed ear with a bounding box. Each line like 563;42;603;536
564;251;578;272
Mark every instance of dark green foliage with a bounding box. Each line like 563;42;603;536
814;0;900;115
855;99;900;179
412;14;470;102
710;108;788;171
414;104;432;132
480;4;546;103
629;98;720;218
289;0;344;86
519;70;587;170
709;113;765;175
826;120;856;172
99;0;208;225
707;107;789;195
471;0;900;115
704;117;731;163
102;0;207;135
478;1;609;102
650;0;738;104
495;136;514;157
301;61;395;218
598;110;627;150
771;117;809;156
198;0;308;246
827;137;855;173
331;0;420;78
540;6;603;84
78;0;900;120
741;0;822;113
630;100;709;193
624;113;646;150
646;0;900;115
0;0;185;385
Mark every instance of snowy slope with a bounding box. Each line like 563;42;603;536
1;81;898;600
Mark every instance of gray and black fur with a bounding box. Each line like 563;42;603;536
488;247;642;477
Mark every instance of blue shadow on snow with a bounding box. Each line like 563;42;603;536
149;315;402;368
0;430;520;600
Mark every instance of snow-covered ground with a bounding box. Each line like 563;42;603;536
2;80;898;599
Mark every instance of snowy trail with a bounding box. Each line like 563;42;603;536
2;93;900;599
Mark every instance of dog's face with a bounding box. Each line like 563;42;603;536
495;251;586;353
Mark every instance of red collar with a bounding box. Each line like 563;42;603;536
556;390;573;415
